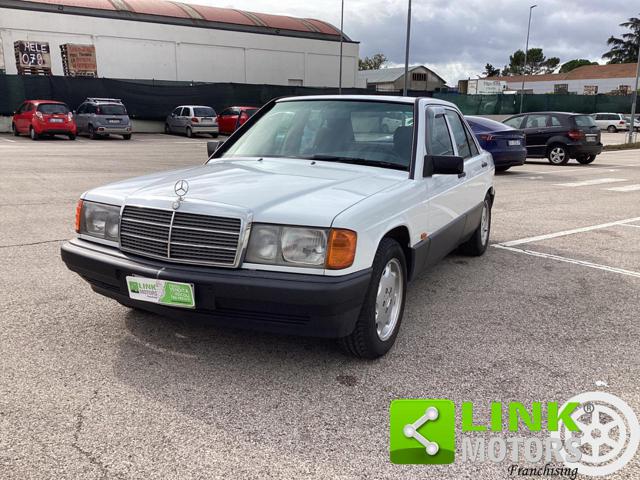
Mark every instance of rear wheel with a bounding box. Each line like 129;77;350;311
88;125;97;140
186;126;193;138
607;125;617;133
577;154;596;165
12;123;19;136
123;134;132;140
29;126;39;140
164;124;171;134
339;238;407;359
210;133;219;138
68;134;76;140
495;166;511;172
547;144;569;165
459;194;492;256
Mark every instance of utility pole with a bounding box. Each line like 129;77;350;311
403;0;412;96
519;4;537;113
338;0;344;94
628;29;640;144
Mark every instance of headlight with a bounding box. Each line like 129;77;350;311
245;224;356;269
77;200;120;243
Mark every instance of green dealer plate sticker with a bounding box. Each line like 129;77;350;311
126;276;195;309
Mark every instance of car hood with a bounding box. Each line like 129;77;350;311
83;157;406;226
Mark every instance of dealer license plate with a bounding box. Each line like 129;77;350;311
49;118;63;123
108;119;120;124
508;140;520;146
126;276;195;309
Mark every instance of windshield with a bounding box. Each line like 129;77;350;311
573;115;596;127
194;107;216;117
38;103;69;114
97;104;127;115
221;100;415;171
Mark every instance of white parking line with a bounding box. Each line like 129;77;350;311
498;216;640;247
555;178;627;187
0;138;16;143
606;184;640;192
619;223;640;229
493;244;640;279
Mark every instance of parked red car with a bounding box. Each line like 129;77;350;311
217;106;259;135
12;100;77;140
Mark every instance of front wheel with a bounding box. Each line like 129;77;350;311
164;124;171;134
577;154;596;165
547;144;569;165
68;134;76;140
459;194;492;256
210;133;219;138
123;134;132;140
186;126;193;138
606;125;617;133
29;127;39;140
12;123;19;136
339;238;407;359
88;125;97;140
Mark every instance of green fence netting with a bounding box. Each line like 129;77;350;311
433;92;634;115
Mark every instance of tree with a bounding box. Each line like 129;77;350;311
603;17;640;64
358;53;387;71
559;59;598;73
483;63;500;77
501;48;560;75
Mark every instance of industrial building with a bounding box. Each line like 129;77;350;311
0;0;359;87
461;63;638;95
357;65;447;92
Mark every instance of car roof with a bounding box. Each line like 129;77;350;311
507;111;579;117
24;100;67;104
276;94;458;109
176;105;214;108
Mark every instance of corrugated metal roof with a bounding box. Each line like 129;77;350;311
8;0;350;41
490;63;638;83
358;65;446;84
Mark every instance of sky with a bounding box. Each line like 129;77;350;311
183;0;636;85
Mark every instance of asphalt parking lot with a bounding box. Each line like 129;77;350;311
1;133;639;479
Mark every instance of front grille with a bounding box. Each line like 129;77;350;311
120;206;242;267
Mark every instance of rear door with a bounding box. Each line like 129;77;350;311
168;107;182;132
14;102;28;131
523;114;551;156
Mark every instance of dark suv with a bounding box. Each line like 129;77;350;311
503;112;602;165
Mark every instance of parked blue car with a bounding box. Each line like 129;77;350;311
465;116;527;172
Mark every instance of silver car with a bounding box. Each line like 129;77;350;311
75;98;132;140
592;113;628;132
165;105;219;138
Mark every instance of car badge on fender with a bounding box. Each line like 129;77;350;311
173;179;189;210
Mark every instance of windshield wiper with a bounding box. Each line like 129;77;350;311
303;154;408;171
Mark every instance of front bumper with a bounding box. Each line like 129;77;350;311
61;239;371;338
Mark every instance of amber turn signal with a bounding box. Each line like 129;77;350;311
74;199;83;233
326;229;357;270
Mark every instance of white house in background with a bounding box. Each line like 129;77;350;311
0;0;359;87
464;63;638;95
357;65;447;92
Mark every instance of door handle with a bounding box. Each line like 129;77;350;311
458;172;467;179
481;161;488;168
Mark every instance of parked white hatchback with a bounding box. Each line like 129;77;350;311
62;95;495;358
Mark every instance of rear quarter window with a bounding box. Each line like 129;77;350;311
573;115;596;127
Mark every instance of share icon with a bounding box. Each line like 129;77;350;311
402;406;440;455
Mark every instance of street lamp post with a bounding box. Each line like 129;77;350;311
403;0;412;96
519;4;537;114
338;0;344;94
628;29;640;144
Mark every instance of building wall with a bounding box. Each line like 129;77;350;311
0;7;359;87
504;78;636;94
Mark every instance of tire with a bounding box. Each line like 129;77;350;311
68;134;76;140
339;238;407;359
210;133;219;138
577;154;596;165
29;126;39;140
547;144;569;165
88;125;97;140
186;126;193;138
607;125;617;133
164;124;171;134
495;166;511;172
123;134;132;140
459;194;492;256
12;123;19;136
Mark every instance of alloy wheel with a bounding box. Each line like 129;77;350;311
375;258;404;341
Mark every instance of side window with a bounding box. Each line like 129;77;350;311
550;115;562;126
220;109;231;116
444;110;472;159
464;125;479;156
77;104;86;114
180;107;189;117
504;116;523;129
595;114;603;121
426;113;454;156
172;107;181;116
525;114;548;129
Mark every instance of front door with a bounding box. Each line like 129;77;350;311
523;114;550;157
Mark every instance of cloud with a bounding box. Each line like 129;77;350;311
186;0;636;83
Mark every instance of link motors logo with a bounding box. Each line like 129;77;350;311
390;392;639;477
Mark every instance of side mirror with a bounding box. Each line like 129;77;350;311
207;140;225;157
423;155;464;177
